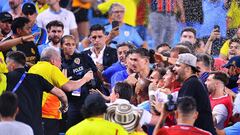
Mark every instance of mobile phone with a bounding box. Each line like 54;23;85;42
112;21;119;30
214;25;220;32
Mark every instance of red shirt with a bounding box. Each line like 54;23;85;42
157;125;212;135
209;94;233;127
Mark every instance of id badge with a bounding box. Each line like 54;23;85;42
72;88;81;96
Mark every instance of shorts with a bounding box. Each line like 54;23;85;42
72;7;89;23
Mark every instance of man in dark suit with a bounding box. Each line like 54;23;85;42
83;24;118;72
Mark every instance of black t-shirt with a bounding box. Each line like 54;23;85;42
3;36;40;65
177;75;216;135
6;68;53;135
61;51;99;103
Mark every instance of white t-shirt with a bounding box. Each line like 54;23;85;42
36;8;77;36
0;121;33;135
233;93;240;115
90;46;106;65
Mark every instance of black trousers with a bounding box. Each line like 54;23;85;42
42;118;60;135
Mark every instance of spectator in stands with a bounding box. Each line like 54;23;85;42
0;17;40;66
102;43;133;83
36;0;79;44
205;71;233;129
220;27;240;60
196;53;213;83
104;3;146;48
148;0;185;47
8;0;23;18
232;74;240;118
0;12;13;42
66;94;128;135
0;92;33;135
98;0;138;27
153;66;181;102
22;3;47;46
38;20;64;54
28;47;93;135
173;53;216;134
125;48;152;86
228;39;240;59
223;56;240;89
153;96;211;135
83;24;118;72
149;67;166;87
226;0;240;38
5;51;68;135
135;78;151;104
111;50;134;88
180;27;197;46
35;0;48;14
156;43;171;54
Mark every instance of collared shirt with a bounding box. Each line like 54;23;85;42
111;70;129;88
105;23;144;48
90;46;106;65
102;61;126;83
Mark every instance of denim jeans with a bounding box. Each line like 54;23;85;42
149;12;177;47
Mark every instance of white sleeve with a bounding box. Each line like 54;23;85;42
139;109;152;126
233;93;240;115
68;11;77;30
36;14;43;28
213;104;228;129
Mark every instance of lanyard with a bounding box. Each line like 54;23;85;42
12;73;26;93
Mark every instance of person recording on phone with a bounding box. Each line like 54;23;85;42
153;96;212;135
204;25;225;56
104;3;147;48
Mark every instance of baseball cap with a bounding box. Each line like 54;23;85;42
0;12;13;22
22;3;37;15
223;56;240;68
176;53;200;72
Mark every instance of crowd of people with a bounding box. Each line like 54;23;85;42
0;0;240;135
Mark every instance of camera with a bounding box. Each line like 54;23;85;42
165;95;177;112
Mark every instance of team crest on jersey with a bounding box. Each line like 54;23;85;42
124;31;130;37
74;58;80;65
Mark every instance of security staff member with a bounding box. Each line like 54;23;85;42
60;35;106;129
